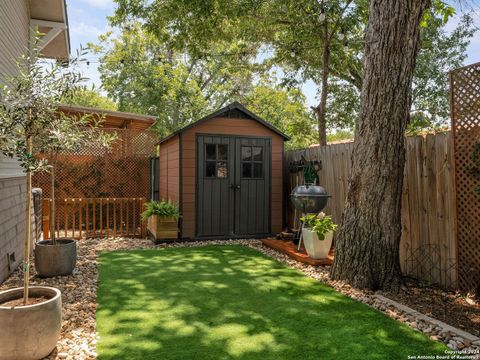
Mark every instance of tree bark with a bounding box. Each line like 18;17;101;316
330;0;431;291
315;39;330;147
23;136;32;304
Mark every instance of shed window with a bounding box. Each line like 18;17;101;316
241;146;263;178
205;144;228;178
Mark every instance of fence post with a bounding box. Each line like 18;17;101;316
140;197;146;238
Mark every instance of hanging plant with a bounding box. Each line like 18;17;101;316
465;142;480;194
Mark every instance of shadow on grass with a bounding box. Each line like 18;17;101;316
97;245;446;360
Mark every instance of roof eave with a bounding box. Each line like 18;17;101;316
157;102;290;144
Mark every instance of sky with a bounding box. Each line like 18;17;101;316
68;0;480;108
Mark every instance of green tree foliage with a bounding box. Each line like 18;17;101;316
110;0;367;145
324;12;476;134
243;78;317;149
409;13;476;132
92;23;316;146
109;0;458;144
63;88;117;111
91;23;260;137
0;44;114;302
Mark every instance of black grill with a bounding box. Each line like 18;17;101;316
290;185;330;213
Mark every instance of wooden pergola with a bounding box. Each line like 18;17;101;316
57;104;156;131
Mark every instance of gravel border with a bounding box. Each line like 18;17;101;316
0;237;478;360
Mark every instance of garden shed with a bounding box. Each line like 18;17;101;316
158;102;289;239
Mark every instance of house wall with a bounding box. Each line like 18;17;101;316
181;117;284;238
0;1;31;284
159;135;180;203
0;163;41;284
0;0;29;84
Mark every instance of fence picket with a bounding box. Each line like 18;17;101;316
285;133;457;288
43;197;146;240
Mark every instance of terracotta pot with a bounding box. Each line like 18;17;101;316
0;286;62;360
35;238;77;277
302;228;333;259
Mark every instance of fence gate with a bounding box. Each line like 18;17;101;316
450;62;480;294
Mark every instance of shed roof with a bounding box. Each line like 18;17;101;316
58;104;156;131
158;101;290;144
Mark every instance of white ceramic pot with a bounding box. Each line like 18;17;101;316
302;228;333;259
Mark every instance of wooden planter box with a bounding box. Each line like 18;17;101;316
147;215;179;241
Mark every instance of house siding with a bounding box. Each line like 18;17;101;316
0;0;31;284
181;117;284;238
0;179;41;283
0;0;29;84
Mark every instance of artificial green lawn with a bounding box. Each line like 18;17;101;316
97;245;446;360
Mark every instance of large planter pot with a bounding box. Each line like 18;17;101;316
302;228;333;259
35;239;77;277
0;286;62;360
147;215;179;242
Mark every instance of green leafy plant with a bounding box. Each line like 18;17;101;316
301;213;337;240
0;37;103;304
141;200;180;220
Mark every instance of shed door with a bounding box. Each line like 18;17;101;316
234;137;271;235
196;135;271;237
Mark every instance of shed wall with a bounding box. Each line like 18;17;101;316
159;136;180;203
181;117;284;238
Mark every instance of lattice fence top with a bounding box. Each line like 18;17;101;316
33;128;158;199
450;62;480;294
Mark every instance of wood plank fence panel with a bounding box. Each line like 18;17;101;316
285;133;457;289
42;197;146;240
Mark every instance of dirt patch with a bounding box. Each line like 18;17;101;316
384;278;480;337
1;295;49;308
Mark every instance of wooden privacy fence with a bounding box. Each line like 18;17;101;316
42;197;146;239
285;132;457;289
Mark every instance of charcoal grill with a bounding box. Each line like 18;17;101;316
290;185;330;250
290;185;330;214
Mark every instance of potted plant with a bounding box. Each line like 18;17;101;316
34;96;115;278
0;41;90;359
300;213;337;259
142;200;180;242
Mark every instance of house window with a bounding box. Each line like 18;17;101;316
205;144;228;178
241;146;263;178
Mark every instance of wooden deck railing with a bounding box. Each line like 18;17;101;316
42;197;147;240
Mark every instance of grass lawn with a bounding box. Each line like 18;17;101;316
97;245;446;359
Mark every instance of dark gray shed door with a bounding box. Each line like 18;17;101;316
196;135;271;237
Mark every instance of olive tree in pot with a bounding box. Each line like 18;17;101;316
0;43;91;359
300;213;337;259
34;95;115;278
142;200;180;242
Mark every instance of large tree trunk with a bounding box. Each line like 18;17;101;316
315;41;330;147
330;0;431;291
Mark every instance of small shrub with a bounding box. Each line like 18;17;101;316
300;213;337;240
141;200;180;220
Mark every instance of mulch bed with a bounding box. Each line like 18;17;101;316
384;277;480;337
